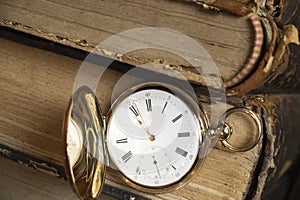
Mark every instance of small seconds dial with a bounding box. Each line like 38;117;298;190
107;89;201;187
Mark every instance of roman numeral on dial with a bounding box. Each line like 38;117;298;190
116;138;128;144
136;167;141;174
145;99;152;112
122;151;133;163
129;105;139;116
175;147;188;157
162;102;168;113
172;114;183;123
178;132;190;138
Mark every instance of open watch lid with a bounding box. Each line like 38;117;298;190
63;86;107;200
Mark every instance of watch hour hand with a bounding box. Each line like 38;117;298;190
130;102;155;141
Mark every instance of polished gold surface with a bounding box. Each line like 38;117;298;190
63;83;209;198
219;108;262;152
63;86;106;200
63;83;260;199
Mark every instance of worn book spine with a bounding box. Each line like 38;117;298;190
0;31;263;200
0;0;299;199
0;0;262;91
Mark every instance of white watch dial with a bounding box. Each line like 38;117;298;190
107;89;201;187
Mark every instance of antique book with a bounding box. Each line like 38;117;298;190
0;0;299;199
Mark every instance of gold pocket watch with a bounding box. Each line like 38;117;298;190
63;82;262;200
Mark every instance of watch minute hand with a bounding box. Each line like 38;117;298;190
131;102;155;141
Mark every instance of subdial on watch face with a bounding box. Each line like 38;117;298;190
132;146;172;183
107;89;201;188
